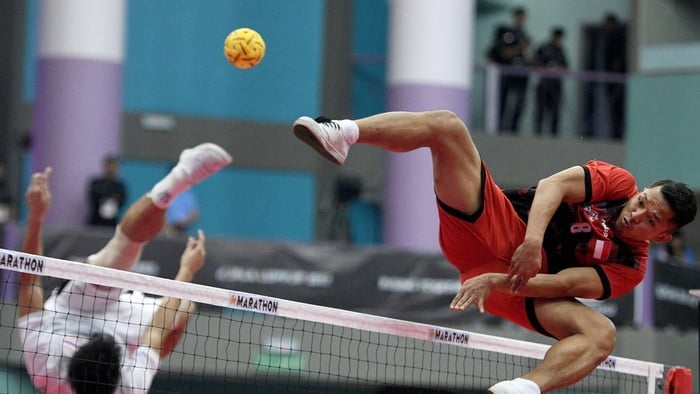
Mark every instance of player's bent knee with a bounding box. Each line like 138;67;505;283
422;110;468;135
584;313;617;360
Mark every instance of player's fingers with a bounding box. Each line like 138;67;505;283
507;263;520;280
510;275;525;292
186;236;201;253
450;291;466;309
452;290;476;311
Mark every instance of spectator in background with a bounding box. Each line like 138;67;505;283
652;230;695;267
534;27;568;137
86;155;127;227
0;162;13;247
165;188;200;237
487;6;532;134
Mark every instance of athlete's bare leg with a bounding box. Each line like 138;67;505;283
355;110;483;215
524;299;616;392
87;143;232;271
294;111;482;214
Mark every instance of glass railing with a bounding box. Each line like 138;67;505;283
350;54;629;141
471;63;628;140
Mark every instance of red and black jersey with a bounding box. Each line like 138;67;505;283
503;160;648;299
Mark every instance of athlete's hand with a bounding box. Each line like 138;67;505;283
25;167;52;221
508;239;542;292
450;273;496;313
179;230;206;279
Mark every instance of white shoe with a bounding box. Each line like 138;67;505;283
293;116;349;165
488;381;526;394
177;143;233;185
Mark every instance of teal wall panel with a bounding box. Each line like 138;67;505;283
626;73;700;189
0;366;39;393
123;0;325;122
120;160;316;241
350;0;387;118
24;0;326;122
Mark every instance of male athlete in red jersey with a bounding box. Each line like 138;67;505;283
291;111;696;394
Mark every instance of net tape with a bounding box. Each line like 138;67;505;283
0;247;664;391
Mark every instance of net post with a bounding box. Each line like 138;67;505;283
664;366;693;394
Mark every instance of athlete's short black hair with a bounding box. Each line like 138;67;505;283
68;333;122;394
650;179;697;229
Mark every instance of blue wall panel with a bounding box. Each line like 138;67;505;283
350;0;387;118
120;160;316;242
24;0;326;122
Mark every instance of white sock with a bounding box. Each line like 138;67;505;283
149;166;190;209
511;378;540;394
339;119;359;144
87;226;144;271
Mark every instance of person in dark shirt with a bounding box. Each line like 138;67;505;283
291;111;697;394
487;7;532;134
534;27;568;136
0;163;13;240
86;155;127;227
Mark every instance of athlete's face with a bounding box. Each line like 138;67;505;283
614;186;675;243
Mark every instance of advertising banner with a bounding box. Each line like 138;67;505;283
653;262;700;330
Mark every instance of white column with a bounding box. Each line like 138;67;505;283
384;0;476;251
32;0;126;226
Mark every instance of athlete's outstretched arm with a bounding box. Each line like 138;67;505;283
17;167;52;318
509;166;587;291
450;267;604;312
142;230;205;358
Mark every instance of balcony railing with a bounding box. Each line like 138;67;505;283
350;54;629;141
474;63;628;140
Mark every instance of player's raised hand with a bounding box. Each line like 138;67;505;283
179;229;206;276
25;167;52;221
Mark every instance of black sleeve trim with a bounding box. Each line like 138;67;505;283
525;298;556;338
582;165;592;203
436;162;486;223
592;265;612;300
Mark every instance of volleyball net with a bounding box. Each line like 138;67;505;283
0;247;684;393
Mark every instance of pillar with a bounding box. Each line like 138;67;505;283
31;0;126;226
384;0;475;251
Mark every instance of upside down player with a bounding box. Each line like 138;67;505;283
291;111;697;393
17;143;231;393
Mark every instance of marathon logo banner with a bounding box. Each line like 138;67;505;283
229;293;279;314
653;262;700;330
599;356;617;371
430;327;469;346
0;251;45;274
